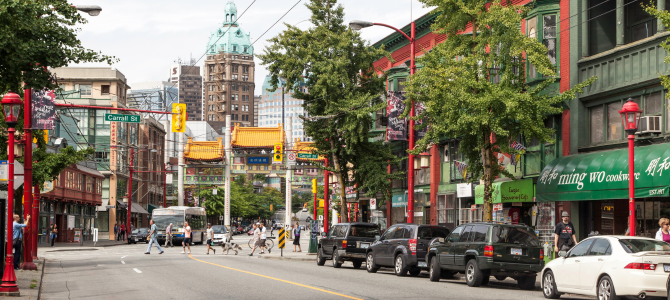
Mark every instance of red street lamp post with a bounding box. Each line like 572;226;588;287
619;98;643;236
350;20;416;223
1;92;24;294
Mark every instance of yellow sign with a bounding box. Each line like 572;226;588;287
278;228;285;249
171;104;187;132
319;200;324;208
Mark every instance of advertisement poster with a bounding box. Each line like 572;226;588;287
32;89;56;129
386;91;407;141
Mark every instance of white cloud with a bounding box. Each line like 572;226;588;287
71;0;434;94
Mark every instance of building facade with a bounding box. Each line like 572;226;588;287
259;76;310;141
203;1;256;132
168;64;203;121
127;81;178;119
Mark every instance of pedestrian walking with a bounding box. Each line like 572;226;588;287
13;214;30;270
144;219;164;255
293;221;302;252
49;223;58;247
270;223;275;237
164;223;174;247
656;218;670;242
554;211;578;253
181;221;192;254
248;224;260;256
120;224;126;241
205;223;216;255
259;222;270;254
113;224;118;241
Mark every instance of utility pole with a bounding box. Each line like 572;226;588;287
224;115;231;231
177;131;184;206
285;117;292;236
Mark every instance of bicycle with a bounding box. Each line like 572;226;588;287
248;237;275;250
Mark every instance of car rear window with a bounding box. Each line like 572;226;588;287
491;226;539;247
619;239;670;253
349;226;379;238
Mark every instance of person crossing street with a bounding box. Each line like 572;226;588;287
144;219;164;255
182;221;192;254
164;223;174;247
205;223;216;255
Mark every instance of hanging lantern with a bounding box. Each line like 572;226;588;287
420;152;430;168
413;157;420;170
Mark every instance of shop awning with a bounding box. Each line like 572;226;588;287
536;143;670;202
475;179;534;204
131;203;149;214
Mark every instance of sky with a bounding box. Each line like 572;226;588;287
70;0;434;95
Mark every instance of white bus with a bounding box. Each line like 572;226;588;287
152;206;207;244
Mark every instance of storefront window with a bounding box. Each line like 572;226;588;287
96;211;109;232
645;91;662;115
607;102;622;141
590;106;604;144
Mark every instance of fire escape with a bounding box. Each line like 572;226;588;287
213;53;227;121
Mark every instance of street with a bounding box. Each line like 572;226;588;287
38;243;592;300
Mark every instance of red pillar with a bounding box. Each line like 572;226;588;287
429;144;439;225
323;158;329;234
1;127;19;293
628;135;636;236
22;89;36;270
407;21;416;224
387;164;392;229
32;186;40;259
126;148;133;241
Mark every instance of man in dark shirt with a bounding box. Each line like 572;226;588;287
554;211;578;252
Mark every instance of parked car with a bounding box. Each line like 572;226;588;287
366;224;451;276
541;236;670;299
236;226;244;234
426;222;543;289
317;222;380;269
128;228;150;244
210;225;228;245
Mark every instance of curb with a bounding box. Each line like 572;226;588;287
259;255;315;262
37;258;46;300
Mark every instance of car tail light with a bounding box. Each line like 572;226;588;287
342;240;347;248
624;263;657;270
484;245;493;257
540;249;544;260
409;239;417;255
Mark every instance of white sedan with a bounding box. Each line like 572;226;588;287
541;236;670;300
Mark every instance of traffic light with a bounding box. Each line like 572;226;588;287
312;178;317;194
273;143;283;162
171;103;187;132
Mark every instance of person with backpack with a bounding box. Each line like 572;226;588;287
13;214;30;270
554;211;578;252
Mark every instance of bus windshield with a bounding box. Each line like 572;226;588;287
153;212;185;230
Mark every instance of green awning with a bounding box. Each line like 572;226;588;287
536;143;670;202
475;179;534;204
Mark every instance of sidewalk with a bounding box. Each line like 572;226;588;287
259;233;318;262
0;258;45;299
45;239;128;250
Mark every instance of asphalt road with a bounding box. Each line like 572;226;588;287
38;243;594;300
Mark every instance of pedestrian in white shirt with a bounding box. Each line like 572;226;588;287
248;224;261;256
259;222;271;254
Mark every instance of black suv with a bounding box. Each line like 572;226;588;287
317;222;380;269
366;224;450;276
427;222;544;290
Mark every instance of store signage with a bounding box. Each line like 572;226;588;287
470;205;477;212
246;156;270;164
386;91;407;141
456;183;472;198
493;203;503;211
392;194;407;208
475;179;533;204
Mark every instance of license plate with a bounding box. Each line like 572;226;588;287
511;248;523;255
134;238;138;242
664;265;670;272
417;262;427;268
360;243;369;249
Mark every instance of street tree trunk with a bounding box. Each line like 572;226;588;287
329;139;347;223
481;132;493;222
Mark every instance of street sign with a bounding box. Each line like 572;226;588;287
287;153;296;166
370;198;377;210
105;113;140;123
297;153;318;159
219;215;224;221
0;160;24;189
278;228;286;249
318;215;323;221
0;161;7;182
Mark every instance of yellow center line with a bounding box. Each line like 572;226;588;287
189;254;362;300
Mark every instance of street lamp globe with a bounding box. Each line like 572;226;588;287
618;98;643;135
1;92;23;128
348;20;374;31
74;5;102;16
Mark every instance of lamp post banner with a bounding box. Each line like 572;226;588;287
414;101;428;142
386;91;407;141
31;89;56;129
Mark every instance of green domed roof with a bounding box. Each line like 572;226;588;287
205;1;253;56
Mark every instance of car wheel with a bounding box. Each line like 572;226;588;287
394;254;408;276
465;259;484;287
366;252;379;273
517;275;537;290
495;276;507;281
332;249;342;268
598;275;619;300
409;268;421;276
316;248;326;266
429;256;441;282
352;261;362;269
542;271;560;299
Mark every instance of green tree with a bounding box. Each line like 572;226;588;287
407;0;594;221
646;5;670;91
259;0;404;221
0;0;115;192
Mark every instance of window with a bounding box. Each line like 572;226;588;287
527;14;557;80
568;239;594;257
459;225;474;242
491;226;540;246
607;102;621;141
80;84;92;96
472;225;488;242
527;16;537;79
382;226;397;240
645;92;662;115
589;0;617;55
588;239;612;256
590;105;604;144
626;0;657;43
101;85;110;95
